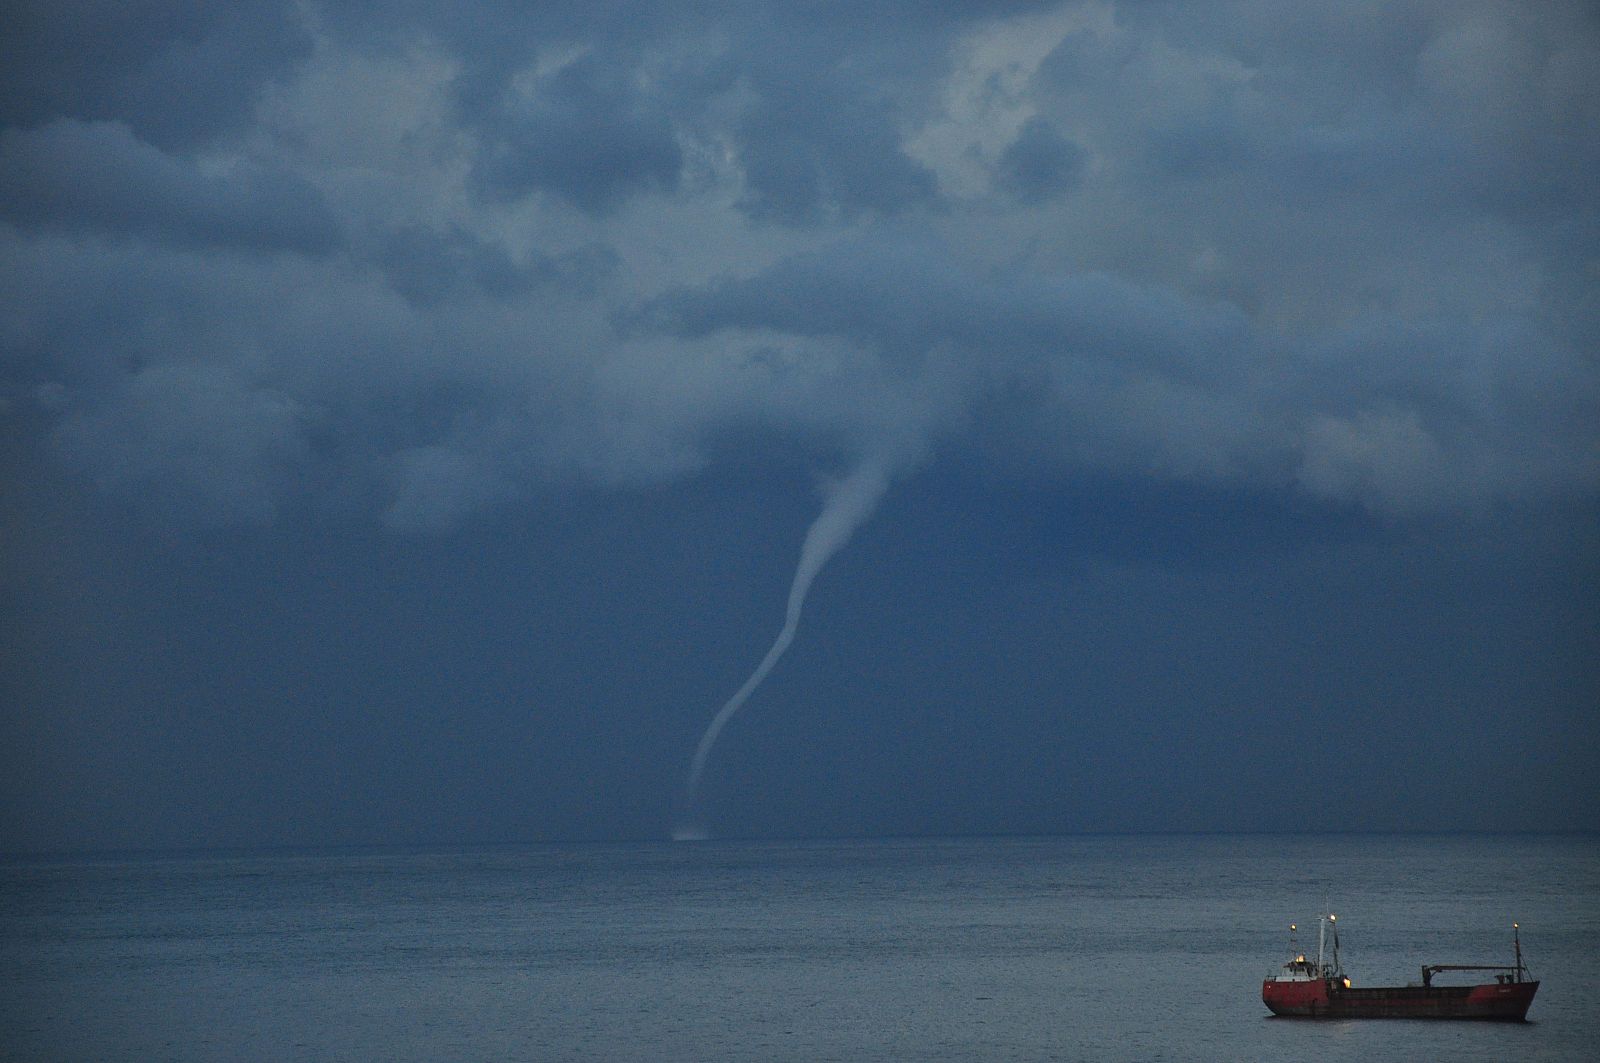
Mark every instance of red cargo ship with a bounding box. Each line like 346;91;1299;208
1262;913;1537;1020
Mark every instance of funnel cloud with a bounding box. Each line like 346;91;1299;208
678;456;895;834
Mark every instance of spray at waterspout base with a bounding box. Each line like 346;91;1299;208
671;821;709;842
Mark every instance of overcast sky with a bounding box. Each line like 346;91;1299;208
2;1;1596;851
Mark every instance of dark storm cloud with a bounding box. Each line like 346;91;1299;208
470;51;685;214
715;2;1060;222
995;117;1085;203
1043;0;1600;232
724;35;940;224
316;0;1046;222
0;0;1592;527
376;226;617;307
0;120;339;255
644;234;1250;375
0;1;312;149
640;230;1597;509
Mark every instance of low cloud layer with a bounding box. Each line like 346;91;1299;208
3;0;1596;531
1;119;339;254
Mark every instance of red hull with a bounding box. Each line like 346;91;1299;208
1263;977;1538;1020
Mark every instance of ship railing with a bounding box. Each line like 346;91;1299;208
1419;963;1527;988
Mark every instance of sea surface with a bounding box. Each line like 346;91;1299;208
2;834;1596;1062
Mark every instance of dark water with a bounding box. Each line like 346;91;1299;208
3;834;1596;1061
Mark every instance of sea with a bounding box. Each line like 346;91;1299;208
2;833;1596;1062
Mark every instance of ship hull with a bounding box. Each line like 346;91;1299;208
1263;978;1538;1020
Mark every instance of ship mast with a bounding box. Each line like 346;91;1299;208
1315;911;1342;978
